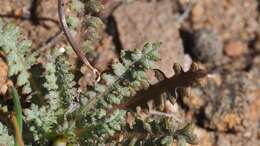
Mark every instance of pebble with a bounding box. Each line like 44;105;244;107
191;29;224;62
0;58;8;95
224;40;247;57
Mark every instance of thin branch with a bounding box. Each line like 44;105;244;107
0;13;59;26
32;30;63;52
58;0;100;82
176;0;195;23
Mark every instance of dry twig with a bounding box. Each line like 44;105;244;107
58;0;100;82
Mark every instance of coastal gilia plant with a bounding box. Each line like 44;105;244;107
0;1;206;146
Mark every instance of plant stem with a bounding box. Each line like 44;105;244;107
57;0;100;82
11;114;25;146
10;87;23;134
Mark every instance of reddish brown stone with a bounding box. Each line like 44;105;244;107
224;41;247;57
113;0;186;78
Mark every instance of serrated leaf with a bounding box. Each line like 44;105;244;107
22;83;32;94
143;43;153;54
131;50;142;61
0;122;15;146
94;84;106;93
140;58;154;69
69;0;84;12
161;136;173;146
67;16;80;29
85;16;104;29
86;0;104;13
17;71;29;86
106;94;120;104
132;70;146;81
0;20;35;94
18;40;31;52
177;136;187;146
112;63;126;76
102;74;116;85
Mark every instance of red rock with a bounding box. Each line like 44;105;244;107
224;41;247;57
113;0;186;78
0;57;9;95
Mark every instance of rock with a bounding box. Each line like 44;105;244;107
0;57;9;95
190;0;259;42
191;29;223;62
224;41;247;57
193;127;215;146
113;0;186;78
183;54;193;72
216;134;232;146
184;66;260;146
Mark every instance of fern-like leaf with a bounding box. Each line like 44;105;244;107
0;19;36;94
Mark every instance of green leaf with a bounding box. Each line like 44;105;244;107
86;0;104;13
112;63;126;76
132;70;146;81
94;84;107;93
131;50;142;61
0;20;36;94
10;87;23;134
102;74;116;85
161;136;173;146
17;71;29;86
67;16;80;29
85;16;104;29
18;40;32;52
177;136;187;146
140;58;154;69
69;0;84;12
0;122;15;146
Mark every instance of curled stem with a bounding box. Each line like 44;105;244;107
58;0;100;82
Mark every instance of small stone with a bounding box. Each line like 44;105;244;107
216;134;231;146
193;127;215;146
192;3;204;22
224;41;247;57
190;0;258;42
191;29;223;62
0;57;8;95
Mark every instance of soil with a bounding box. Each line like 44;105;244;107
0;0;259;146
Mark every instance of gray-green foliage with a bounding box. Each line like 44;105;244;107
24;55;79;144
0;25;198;144
80;43;160;112
0;20;36;94
0;0;200;145
55;56;78;108
69;0;105;54
85;0;104;13
76;43;160;145
0;122;15;146
24;56;60;142
22;43;162;145
67;16;80;29
69;0;84;12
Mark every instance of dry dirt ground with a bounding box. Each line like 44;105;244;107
0;0;259;146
